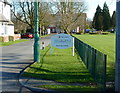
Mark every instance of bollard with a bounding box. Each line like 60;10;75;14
42;42;45;50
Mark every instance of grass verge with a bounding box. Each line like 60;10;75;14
74;33;115;82
40;34;52;38
0;39;29;46
23;46;98;91
39;85;98;92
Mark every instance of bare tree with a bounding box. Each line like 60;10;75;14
11;2;53;34
12;12;28;33
38;2;54;35
53;1;87;34
12;2;34;33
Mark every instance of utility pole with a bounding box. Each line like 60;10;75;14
115;0;120;92
34;1;40;62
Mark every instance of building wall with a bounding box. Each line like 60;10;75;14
7;25;14;36
0;23;4;35
3;3;11;21
0;24;14;36
0;0;14;37
0;1;10;20
0;1;3;14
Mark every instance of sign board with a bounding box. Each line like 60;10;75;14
51;33;73;49
50;33;74;56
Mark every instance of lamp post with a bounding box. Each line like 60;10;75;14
115;0;120;92
34;1;40;62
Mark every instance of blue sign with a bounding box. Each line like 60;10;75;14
51;33;73;49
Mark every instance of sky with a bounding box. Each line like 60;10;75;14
7;0;116;20
85;0;116;20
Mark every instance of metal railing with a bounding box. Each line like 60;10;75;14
74;37;107;91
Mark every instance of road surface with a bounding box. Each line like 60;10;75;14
1;35;52;93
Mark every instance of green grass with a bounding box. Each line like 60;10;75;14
39;85;98;92
23;46;99;91
0;39;29;46
24;46;94;83
23;33;115;91
74;33;115;82
40;34;52;38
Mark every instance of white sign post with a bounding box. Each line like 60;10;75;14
50;33;74;56
73;37;75;56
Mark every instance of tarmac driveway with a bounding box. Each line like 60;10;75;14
1;35;52;93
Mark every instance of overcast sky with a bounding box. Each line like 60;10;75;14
85;0;116;20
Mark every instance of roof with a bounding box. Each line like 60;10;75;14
0;0;12;6
8;20;14;25
0;13;9;22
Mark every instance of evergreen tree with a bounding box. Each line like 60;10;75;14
102;2;111;31
111;11;116;29
92;5;103;30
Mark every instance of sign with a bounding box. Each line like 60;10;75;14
51;33;73;49
50;33;74;56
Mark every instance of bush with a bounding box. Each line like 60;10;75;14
89;32;98;34
101;32;109;35
89;31;98;34
9;36;15;41
110;31;115;33
0;36;3;42
76;32;81;34
0;36;9;42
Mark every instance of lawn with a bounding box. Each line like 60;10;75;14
74;33;115;82
23;33;115;91
23;46;99;91
0;39;29;46
39;85;98;92
40;34;52;38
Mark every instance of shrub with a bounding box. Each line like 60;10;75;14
0;36;3;42
9;36;15;41
101;32;109;35
89;31;98;34
76;32;81;34
0;36;9;42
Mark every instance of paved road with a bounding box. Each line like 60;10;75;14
1;35;52;93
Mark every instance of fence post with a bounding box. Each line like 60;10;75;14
86;45;89;69
92;48;96;80
74;37;106;91
103;54;107;91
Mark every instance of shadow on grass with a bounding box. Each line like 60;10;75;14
23;46;94;83
39;47;50;68
24;68;94;83
39;84;100;93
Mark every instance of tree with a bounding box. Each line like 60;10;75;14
12;2;35;33
38;2;54;35
92;5;103;30
52;1;87;34
11;12;28;33
12;2;53;34
86;19;93;29
102;2;111;31
111;11;116;29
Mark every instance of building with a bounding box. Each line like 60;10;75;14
76;13;87;33
0;0;16;42
48;12;87;34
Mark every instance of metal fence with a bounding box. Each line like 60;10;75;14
74;37;107;91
